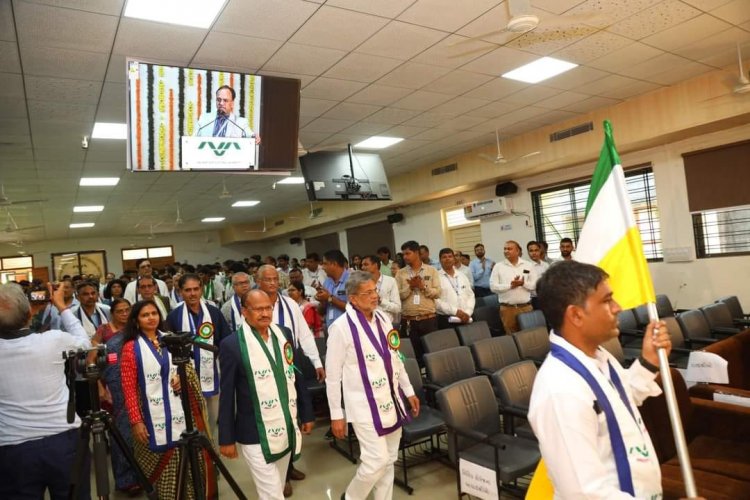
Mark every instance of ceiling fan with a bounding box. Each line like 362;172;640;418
0;184;48;207
732;42;750;94
478;130;540;165
219;178;232;199
175;199;184;225
3;209;43;233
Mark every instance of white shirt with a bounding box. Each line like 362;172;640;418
273;294;322;369
124;278;169;304
302;267;327;287
455;264;473;289
374;274;401;324
489;257;535;305
0;309;90;446
528;333;662;499
325;306;415;422
435;268;475;318
529;260;550;297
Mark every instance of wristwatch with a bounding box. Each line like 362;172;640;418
327;296;333;304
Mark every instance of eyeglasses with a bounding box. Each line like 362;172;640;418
248;306;274;313
356;289;378;297
260;278;279;283
114;308;131;315
234;280;250;286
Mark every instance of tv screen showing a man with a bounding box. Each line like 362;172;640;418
195;85;260;143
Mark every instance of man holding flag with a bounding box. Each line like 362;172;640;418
527;120;682;498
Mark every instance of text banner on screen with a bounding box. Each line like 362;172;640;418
181;137;256;170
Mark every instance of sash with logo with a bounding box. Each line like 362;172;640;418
237;322;301;463
134;333;186;452
274;296;297;346
75;304;109;339
229;294;243;332
177;301;218;396
203;281;214;301
345;307;410;436
549;341;661;498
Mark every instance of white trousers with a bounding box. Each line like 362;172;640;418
345;423;402;500
205;394;219;444
239;444;291;500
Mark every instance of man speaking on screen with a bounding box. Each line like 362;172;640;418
196;85;261;143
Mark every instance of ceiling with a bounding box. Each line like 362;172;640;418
1;0;749;249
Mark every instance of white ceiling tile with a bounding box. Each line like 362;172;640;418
607;0;702;40
535;90;591;110
301;117;356;133
460;46;539;76
629;54;713;85
502;85;561;106
464;99;523;118
524;109;581;127
360;107;421;125
434;114;488;130
323;53;403;83
290;5;389;50
375;62;451;89
0;41;20;73
0;97;28;119
641;14;731;52
15;1;117;53
325;0;413;17
409;127;455;141
397;0;498;32
299;130;335;146
391;90;453;111
382;124;429;138
711;0;750;25
532;0;589;15
356;21;447;60
214;0;318;41
681;0;733;10
552;30;633;64
587;41;663;73
301;77;367;100
422;70;494;95
401;111;453;128
346;84;414;106
262;43;347;76
505;25;601;56
567;0;661;24
24;76;101;103
464;77;527;100
27;100;96;122
0;0;16;41
193;33;282;72
544;65;610;90
561;95;621;113
412;34;497;69
21;46;109;80
113;19;206;64
22;0;124;16
259;70;316;88
105;54;127;83
321;102;382;120
576;74;661;99
0;119;30;135
300;98;339;117
672;28;750;67
457;4;512;43
339;121;392;136
428;96;491;116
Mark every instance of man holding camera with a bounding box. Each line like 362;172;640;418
0;282;91;499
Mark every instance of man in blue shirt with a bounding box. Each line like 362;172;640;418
470;243;495;297
315;249;349;332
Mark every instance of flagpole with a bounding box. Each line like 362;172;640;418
647;303;697;498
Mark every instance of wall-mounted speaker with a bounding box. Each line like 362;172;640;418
289;237;302;245
495;182;518;197
387;213;404;224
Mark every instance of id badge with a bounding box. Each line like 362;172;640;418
413;293;420;305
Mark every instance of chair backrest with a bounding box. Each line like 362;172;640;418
662;315;686;349
516;310;546;331
470;336;520;374
633;304;650;328
424;346;476;389
676;309;712;340
600;337;625;364
456;321;492;347
402;358;425;403
476;294;499;308
471;306;505;337
655;294;675;318
399;337;416;359
700;302;735;330
436;376;501;463
617;309;640;332
421;328;460;353
491;360;537;410
512;327;550;363
716;295;744;320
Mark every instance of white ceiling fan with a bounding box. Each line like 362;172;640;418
0;183;48;207
219;178;232;199
2;209;43;233
732;42;750;94
478;130;540;165
175;199;184;225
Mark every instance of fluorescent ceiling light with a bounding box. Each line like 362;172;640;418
70;223;95;228
502;56;578;84
73;205;104;213
232;200;260;207
276;177;305;185
202;217;225;223
354;136;404;149
80;177;120;187
91;122;127;139
124;0;227;29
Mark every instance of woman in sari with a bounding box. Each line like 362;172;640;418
120;300;216;498
288;280;323;338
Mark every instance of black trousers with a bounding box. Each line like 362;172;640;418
400;316;438;362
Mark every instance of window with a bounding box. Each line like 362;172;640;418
0;255;33;270
121;246;173;261
445;207;479;229
444;207;481;256
693;206;750;258
531;167;662;260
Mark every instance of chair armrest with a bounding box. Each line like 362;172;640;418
499;405;529;418
690;384;750;401
670;347;693;355
732;318;750;327
690;396;750;442
448;424;493;445
711;327;741;337
674;308;690;314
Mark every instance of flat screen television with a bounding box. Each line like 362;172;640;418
300;148;392;201
126;59;300;172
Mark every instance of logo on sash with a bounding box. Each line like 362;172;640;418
146;372;159;381
371;376;387;389
172;415;185;425
254;368;272;380
154;422;167;431
378;401;395;413
200;375;213;385
283;342;294;365
198;322;214;339
261;398;280;410
365;353;377;362
387;329;401;350
148;396;163;406
267;427;285;438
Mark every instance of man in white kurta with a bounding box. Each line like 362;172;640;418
326;271;420;500
434;248;475;330
360;255;401;327
528;261;672;499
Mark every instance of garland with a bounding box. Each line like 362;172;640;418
146;64;154;170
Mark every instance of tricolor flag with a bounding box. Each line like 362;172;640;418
575;120;655;309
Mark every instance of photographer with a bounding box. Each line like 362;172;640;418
0;282;91;499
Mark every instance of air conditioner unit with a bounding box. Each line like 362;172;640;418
464;197;513;220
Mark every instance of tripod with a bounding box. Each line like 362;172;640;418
65;347;158;500
161;331;247;500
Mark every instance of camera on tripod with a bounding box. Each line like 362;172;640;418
62;345;108;380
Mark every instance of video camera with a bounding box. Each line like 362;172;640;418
62;345;108;378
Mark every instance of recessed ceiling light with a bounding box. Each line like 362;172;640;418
202;217;225;223
73;206;104;213
276;177;305;185
232;201;260;207
354;136;404;149
70;223;95;228
502;56;578;84
124;0;227;29
80;177;120;186
91;122;127;140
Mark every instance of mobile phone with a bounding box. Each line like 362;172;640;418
29;290;50;302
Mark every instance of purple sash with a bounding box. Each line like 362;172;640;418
346;309;410;436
